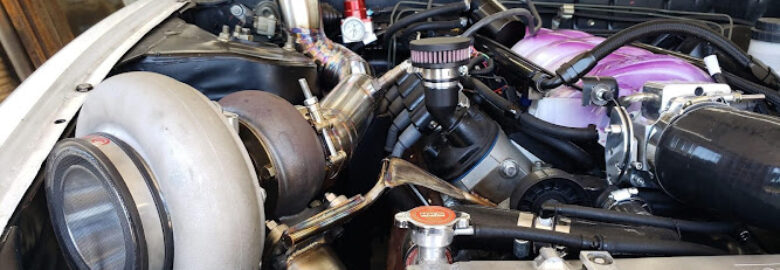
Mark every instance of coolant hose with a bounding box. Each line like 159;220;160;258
463;77;598;141
461;8;538;37
472;225;724;256
538;20;778;89
541;202;737;234
384;1;470;42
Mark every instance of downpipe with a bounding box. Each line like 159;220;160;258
280;0;411;177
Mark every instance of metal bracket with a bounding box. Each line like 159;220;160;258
580;251;619;270
552;4;575;30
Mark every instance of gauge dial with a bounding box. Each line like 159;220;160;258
341;17;366;42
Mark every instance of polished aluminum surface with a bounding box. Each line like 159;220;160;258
76;72;265;269
61;165;128;269
395;207;471;265
82;134;166;269
457;132;533;203
283;158;493;246
278;0;320;30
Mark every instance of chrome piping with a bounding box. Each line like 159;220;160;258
280;0;410;176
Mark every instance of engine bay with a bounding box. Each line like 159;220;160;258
1;0;780;269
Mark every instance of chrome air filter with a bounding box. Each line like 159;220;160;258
45;134;171;270
409;36;472;69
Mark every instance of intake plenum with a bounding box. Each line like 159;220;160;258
653;105;780;230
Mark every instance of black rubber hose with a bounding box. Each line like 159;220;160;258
517;113;598;141
461;8;538;37
391;125;423;157
526;0;542;33
462;76;518;113
722;71;780;108
467;54;489;71
472;225;724;256
399;19;467;43
541;202;737;234
384;1;470;42
463;77;598;141
379;86;401;114
519;129;595;169
388;97;406;117
470;57;495;76
385;110;412;152
538;20;777;89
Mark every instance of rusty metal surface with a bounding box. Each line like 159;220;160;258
220;90;327;217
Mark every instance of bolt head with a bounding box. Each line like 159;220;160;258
325;193;337;202
632;161;643;170
458;65;468;76
606;124;622;134
230;5;244;16
260;164;276;180
500;159;520;178
76;83;93;92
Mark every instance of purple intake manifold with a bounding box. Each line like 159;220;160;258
512;28;712;138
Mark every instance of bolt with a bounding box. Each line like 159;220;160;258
630;174;646;186
694;86;704;96
76;83;93;92
458;65;468;76
455;217;470;229
259;188;267;202
298;78;315;100
499;159;520;178
230;5;244;16
631;161;643;170
592;256;608;264
260;164;276;180
512;239;531;259
605;124;622;134
266;220;278;230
